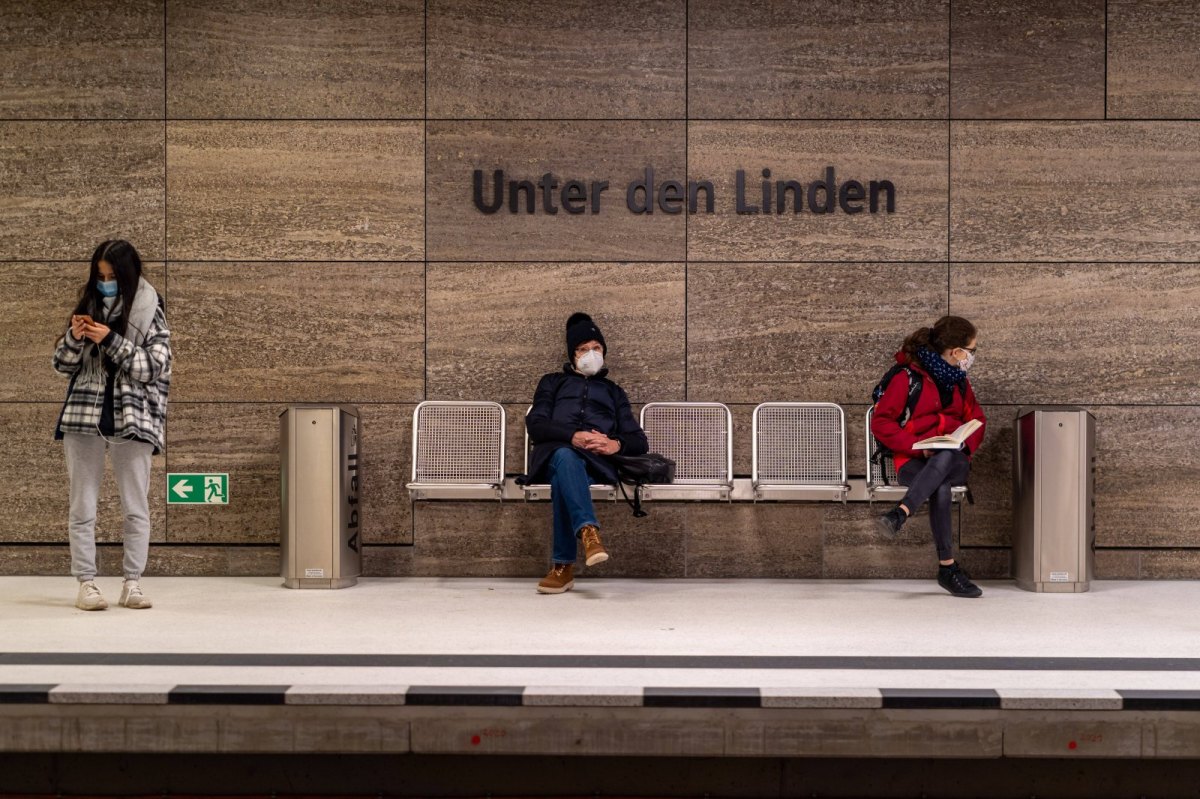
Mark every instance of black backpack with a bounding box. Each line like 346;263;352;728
610;453;676;518
869;364;924;485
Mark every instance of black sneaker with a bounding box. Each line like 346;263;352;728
874;507;906;538
938;563;983;598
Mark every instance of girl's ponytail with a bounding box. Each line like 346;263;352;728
901;316;977;362
900;326;933;362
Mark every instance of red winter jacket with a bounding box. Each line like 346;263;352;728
870;352;987;472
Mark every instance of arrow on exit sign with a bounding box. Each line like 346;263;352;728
167;473;229;505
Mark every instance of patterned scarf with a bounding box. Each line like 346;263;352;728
76;277;157;389
915;346;967;407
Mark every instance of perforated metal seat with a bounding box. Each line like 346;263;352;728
406;401;506;500
752;403;848;501
864;407;966;502
638;402;733;501
519;407;616;502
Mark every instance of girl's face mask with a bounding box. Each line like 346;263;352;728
958;349;976;371
97;279;118;298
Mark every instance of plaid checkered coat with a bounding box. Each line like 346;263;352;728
52;292;172;455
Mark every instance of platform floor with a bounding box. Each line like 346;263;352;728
2;576;1199;692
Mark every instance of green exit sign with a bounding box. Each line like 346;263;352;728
168;473;229;505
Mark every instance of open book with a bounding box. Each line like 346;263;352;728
913;419;983;450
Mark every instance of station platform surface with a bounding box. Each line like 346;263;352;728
2;576;1199;760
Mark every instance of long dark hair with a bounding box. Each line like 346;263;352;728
60;240;143;342
901;315;976;363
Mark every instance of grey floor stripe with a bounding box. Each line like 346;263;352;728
3;653;1200;671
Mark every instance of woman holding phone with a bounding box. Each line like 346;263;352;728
52;240;171;611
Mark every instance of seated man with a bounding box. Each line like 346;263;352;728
525;312;648;595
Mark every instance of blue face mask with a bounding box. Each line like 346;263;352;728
97;279;118;298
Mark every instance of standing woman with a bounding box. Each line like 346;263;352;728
52;240;171;611
871;315;986;598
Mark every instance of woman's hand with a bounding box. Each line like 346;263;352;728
81;321;110;344
69;315;88;341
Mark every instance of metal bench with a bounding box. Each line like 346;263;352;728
406;401;506;500
638;402;733;501
864;407;967;503
752;402;849;501
519;407;617;502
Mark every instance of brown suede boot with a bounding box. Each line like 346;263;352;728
579;524;609;567
537;563;575;594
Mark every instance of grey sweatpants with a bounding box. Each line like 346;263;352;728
63;432;153;582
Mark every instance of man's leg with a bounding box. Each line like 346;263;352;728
548;448;600;563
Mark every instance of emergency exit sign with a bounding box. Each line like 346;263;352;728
168;473;229;505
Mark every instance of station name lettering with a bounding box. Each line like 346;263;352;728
472;167;896;216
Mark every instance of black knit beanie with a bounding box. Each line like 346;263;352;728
565;312;606;360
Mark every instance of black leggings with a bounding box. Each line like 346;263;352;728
897;449;970;561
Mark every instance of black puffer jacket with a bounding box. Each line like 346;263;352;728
524;364;649;485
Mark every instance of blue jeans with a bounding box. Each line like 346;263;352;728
548;448;600;565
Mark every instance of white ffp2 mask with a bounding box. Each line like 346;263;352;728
576;350;604;376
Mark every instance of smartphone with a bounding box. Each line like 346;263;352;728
74;314;95;326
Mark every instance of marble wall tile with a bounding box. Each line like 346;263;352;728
0;404;166;544
0;544;282;577
167;0;424;119
227;545;280;576
688;122;949;262
950;263;1200;404
0;1;163;119
411;502;550;577
167;122;423;261
0;122;164;261
362;545;414;577
360;405;414;545
1108;0;1200;119
0;263;166;403
133;545;231;577
1137;550;1200;580
685;504;823;578
1095;548;1140;579
688;0;949;119
958;405;1016;547
426;122;686;261
0;546;72;576
1094;406;1200;548
589;503;686;578
822;503;963;579
950;0;1105;119
688;263;947;404
427;263;685;403
411;500;686;578
170;263;423;403
427;0;684;119
164;403;280;543
950;122;1200;261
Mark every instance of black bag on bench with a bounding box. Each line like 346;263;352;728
609;453;676;518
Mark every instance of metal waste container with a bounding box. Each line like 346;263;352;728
280;405;361;589
1012;408;1096;593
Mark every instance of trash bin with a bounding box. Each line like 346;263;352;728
1012;408;1096;593
280;405;361;589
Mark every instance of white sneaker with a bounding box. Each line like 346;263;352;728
75;580;108;611
119;580;152;609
